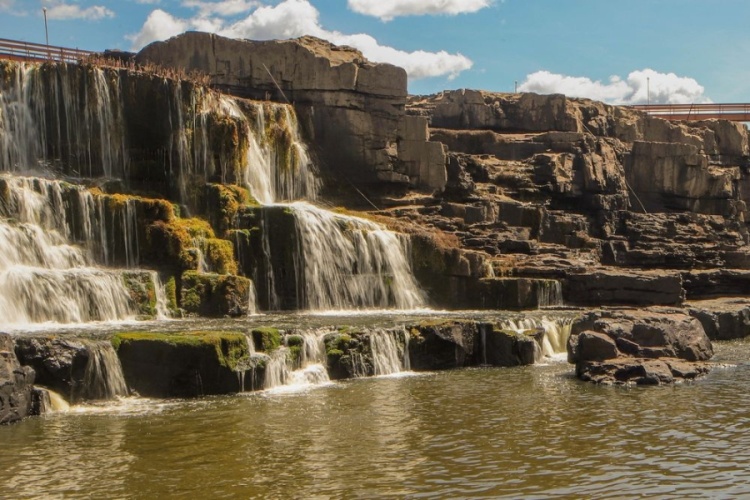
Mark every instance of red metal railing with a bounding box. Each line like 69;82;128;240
0;37;95;64
630;103;750;122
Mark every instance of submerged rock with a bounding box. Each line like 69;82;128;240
568;309;714;385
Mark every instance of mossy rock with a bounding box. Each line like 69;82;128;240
112;330;252;397
121;271;158;318
251;327;281;352
202;183;259;237
180;271;252;317
144;217;216;272
203;238;238;275
163;275;179;315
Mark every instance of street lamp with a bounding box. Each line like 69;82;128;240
43;7;50;60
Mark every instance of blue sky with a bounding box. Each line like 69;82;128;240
1;0;747;104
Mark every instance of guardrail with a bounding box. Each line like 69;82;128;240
0;37;95;64
630;103;750;121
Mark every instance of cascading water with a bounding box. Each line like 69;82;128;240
288;203;425;310
370;328;411;376
236;108;425;311
80;341;129;401
262;331;331;391
500;317;573;359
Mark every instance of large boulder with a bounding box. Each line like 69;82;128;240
14;337;88;403
137;32;446;191
568;309;713;385
0;334;35;424
113;331;252;397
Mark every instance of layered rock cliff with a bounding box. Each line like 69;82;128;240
136;32;447;191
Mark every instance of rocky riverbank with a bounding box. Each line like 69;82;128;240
3;31;750;421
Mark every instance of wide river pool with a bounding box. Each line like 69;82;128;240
2;317;750;498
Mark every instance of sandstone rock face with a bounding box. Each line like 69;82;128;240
688;298;750;340
0;334;35;424
137;32;446;191
568;310;713;384
394;89;750;310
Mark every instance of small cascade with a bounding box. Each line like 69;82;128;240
0;174;141;268
499;316;572;359
538;280;563;308
80;341;129;401
258;203;425;311
370;329;410;376
247;281;259;315
150;271;171;320
241;103;320;204
45;388;71;412
263;348;291;389
263;331;331;391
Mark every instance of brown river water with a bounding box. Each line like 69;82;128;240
2;327;750;498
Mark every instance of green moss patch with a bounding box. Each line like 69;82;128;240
111;330;249;370
251;327;281;352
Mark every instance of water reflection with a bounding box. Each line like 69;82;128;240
3;341;750;498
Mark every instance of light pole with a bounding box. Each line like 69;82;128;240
647;77;650;106
43;7;50;60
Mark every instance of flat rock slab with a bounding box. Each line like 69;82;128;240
577;357;712;385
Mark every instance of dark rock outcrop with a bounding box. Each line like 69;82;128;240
0;334;35;424
14;337;89;403
137;32;447;191
688;298;750;340
113;331;252;397
568;309;713;384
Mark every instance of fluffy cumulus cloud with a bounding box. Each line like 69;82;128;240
44;1;115;20
127;9;189;49
347;0;492;22
518;69;710;105
127;0;472;80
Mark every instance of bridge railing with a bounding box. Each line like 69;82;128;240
630;103;750;121
0;37;95;64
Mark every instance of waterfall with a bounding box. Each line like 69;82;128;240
538;280;563;308
370;329;410;376
256;203;426;311
263;348;291;389
80;341;129;400
499;316;572;358
263;331;331;391
292;204;425;310
241;103;320;204
0;61;127;177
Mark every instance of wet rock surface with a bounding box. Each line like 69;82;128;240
568;309;714;384
0;333;35;424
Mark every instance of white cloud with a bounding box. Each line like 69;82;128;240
182;0;260;17
518;69;710;105
127;9;189;49
44;2;115;21
128;0;473;80
348;0;492;22
0;0;15;12
137;0;162;4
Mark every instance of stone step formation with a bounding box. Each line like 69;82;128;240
4;31;750;422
